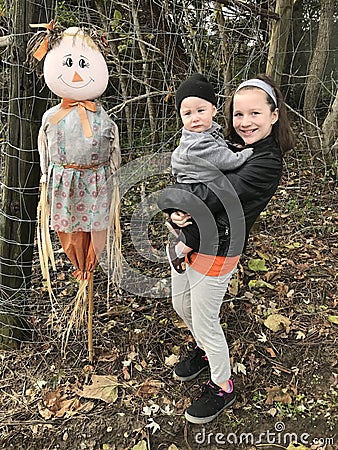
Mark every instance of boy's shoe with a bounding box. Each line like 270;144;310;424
174;345;209;381
185;379;236;424
166;243;186;273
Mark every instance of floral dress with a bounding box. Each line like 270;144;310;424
38;102;120;233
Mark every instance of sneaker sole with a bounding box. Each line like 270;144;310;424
184;395;236;424
173;364;208;382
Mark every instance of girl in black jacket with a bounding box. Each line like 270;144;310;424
157;74;295;424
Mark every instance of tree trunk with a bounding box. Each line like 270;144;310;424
303;0;334;151
215;2;232;98
0;0;54;349
266;0;294;85
321;89;338;161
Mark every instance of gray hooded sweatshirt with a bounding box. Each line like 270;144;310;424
172;122;253;183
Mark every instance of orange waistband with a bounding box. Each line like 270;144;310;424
187;252;240;276
63;161;108;170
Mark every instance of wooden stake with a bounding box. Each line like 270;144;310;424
88;276;94;362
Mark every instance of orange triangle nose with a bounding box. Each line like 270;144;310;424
72;71;83;82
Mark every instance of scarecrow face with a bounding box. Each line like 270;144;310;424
44;27;108;100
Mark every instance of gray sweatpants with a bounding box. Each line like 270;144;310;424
171;264;235;386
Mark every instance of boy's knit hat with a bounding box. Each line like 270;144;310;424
175;73;217;111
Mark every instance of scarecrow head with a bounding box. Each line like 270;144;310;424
44;27;108;100
28;22;109;101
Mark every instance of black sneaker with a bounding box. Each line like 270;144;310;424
174;345;209;381
185;379;236;424
166;243;186;273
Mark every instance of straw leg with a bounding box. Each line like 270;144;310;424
88;276;94;362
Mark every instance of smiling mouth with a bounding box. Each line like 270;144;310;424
241;129;257;134
58;75;94;89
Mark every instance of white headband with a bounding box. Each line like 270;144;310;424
235;79;278;107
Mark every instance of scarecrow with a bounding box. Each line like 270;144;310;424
27;21;122;361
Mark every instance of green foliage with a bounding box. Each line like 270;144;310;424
55;0;79;26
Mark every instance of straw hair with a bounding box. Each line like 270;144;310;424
37;182;56;302
106;185;123;308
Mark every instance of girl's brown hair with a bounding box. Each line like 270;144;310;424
226;74;295;154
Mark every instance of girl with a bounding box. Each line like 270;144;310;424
158;74;295;424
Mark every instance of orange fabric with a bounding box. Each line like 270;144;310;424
31;20;55;61
33;37;49;61
187;252;240;277
63;162;108;170
57;230;107;281
49;99;97;138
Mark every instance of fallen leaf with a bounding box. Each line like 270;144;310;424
146;418;160;434
142;404;160;416
249;279;275;289
38;402;54;420
256;250;270;260
328;315;338;325
257;332;268;343
38;387;93;419
286;444;310;450
97;348;120;362
136;379;164;398
228;274;239;296
127;351;138;361
54;397;81;418
233;362;247;375
227;280;239;296
248;258;269;272
265;386;292;405
264;314;291;333
122;366;131;380
102;444;115;450
161;404;174;415
76;375;119;403
295;330;306;340
165;354;179;367
267;407;277;417
285;241;301;249
265;347;277;358
132;440;148;450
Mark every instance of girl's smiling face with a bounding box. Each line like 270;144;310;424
232;88;279;145
43;28;108;100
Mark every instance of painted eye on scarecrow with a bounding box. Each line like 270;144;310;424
79;57;89;69
63;56;73;67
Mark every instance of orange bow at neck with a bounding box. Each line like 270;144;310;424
49;99;97;138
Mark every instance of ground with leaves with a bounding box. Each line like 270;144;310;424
0;153;337;450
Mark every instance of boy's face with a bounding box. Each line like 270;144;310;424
180;97;216;132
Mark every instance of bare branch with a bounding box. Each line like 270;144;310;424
216;0;280;20
285;103;321;131
107;91;165;115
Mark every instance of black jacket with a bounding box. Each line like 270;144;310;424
157;135;282;257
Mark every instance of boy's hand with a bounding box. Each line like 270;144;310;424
170;211;192;227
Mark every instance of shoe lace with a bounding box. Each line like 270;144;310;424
194;380;218;401
187;343;208;362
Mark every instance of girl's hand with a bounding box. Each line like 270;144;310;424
170;211;192;227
